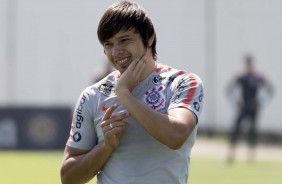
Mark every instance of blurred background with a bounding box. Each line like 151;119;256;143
0;0;282;183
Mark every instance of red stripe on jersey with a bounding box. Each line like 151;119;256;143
182;73;198;105
67;113;76;144
155;63;164;73
156;64;172;73
178;70;185;75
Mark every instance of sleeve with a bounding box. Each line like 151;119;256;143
168;73;204;123
66;88;97;150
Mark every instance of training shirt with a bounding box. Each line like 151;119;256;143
67;63;204;184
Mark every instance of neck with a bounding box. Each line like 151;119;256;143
140;57;156;81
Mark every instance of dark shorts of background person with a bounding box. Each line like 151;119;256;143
230;102;258;147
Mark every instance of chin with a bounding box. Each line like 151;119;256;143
119;69;127;74
118;66;129;74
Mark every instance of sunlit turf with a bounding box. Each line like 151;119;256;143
189;157;282;184
0;150;281;184
0;151;64;184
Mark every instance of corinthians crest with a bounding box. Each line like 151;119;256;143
143;85;166;110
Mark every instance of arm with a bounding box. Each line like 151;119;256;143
115;57;200;149
116;88;197;149
226;75;239;96
60;105;129;184
226;74;242;108
262;75;274;97
60;143;113;184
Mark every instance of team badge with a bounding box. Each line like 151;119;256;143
98;80;115;96
143;85;166;110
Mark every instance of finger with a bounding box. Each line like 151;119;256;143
129;54;145;70
138;53;146;62
102;104;119;121
101;119;110;129
101;111;128;129
104;125;127;139
111;120;129;128
108;125;127;134
114;128;126;140
105;120;128;132
123;56;139;74
134;58;147;76
138;49;148;63
111;111;130;119
131;56;147;80
111;109;129;116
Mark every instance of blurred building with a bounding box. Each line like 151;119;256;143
0;0;281;143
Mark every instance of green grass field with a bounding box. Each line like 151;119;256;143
189;157;282;184
0;151;65;184
0;149;281;184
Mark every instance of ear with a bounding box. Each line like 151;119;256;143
148;34;155;48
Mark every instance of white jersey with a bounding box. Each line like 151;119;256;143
67;63;204;184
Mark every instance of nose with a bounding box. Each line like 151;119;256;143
111;44;124;57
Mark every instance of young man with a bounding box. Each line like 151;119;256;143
60;1;204;183
226;53;274;163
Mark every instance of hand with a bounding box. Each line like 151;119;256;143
115;53;148;94
101;104;129;150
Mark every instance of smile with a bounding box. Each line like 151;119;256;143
117;57;129;64
116;57;131;68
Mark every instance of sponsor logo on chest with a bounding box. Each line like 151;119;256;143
98;80;115;96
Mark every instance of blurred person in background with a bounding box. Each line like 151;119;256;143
60;1;204;184
226;53;274;164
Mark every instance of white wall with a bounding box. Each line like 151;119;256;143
213;0;282;134
0;0;281;134
0;0;206;105
0;0;8;103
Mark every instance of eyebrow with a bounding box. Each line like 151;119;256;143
104;34;133;43
117;34;132;39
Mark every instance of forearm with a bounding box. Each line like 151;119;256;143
61;143;113;184
116;89;195;149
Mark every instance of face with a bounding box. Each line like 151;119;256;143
103;29;147;73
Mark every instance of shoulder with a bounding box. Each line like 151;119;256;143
156;62;200;77
174;72;203;93
155;63;186;80
158;63;202;85
84;70;119;97
155;63;203;94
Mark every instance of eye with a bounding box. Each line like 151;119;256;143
103;42;113;49
103;42;110;46
121;38;129;43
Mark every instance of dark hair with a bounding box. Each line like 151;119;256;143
97;1;157;60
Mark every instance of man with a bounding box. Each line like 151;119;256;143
60;1;204;183
226;53;274;163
